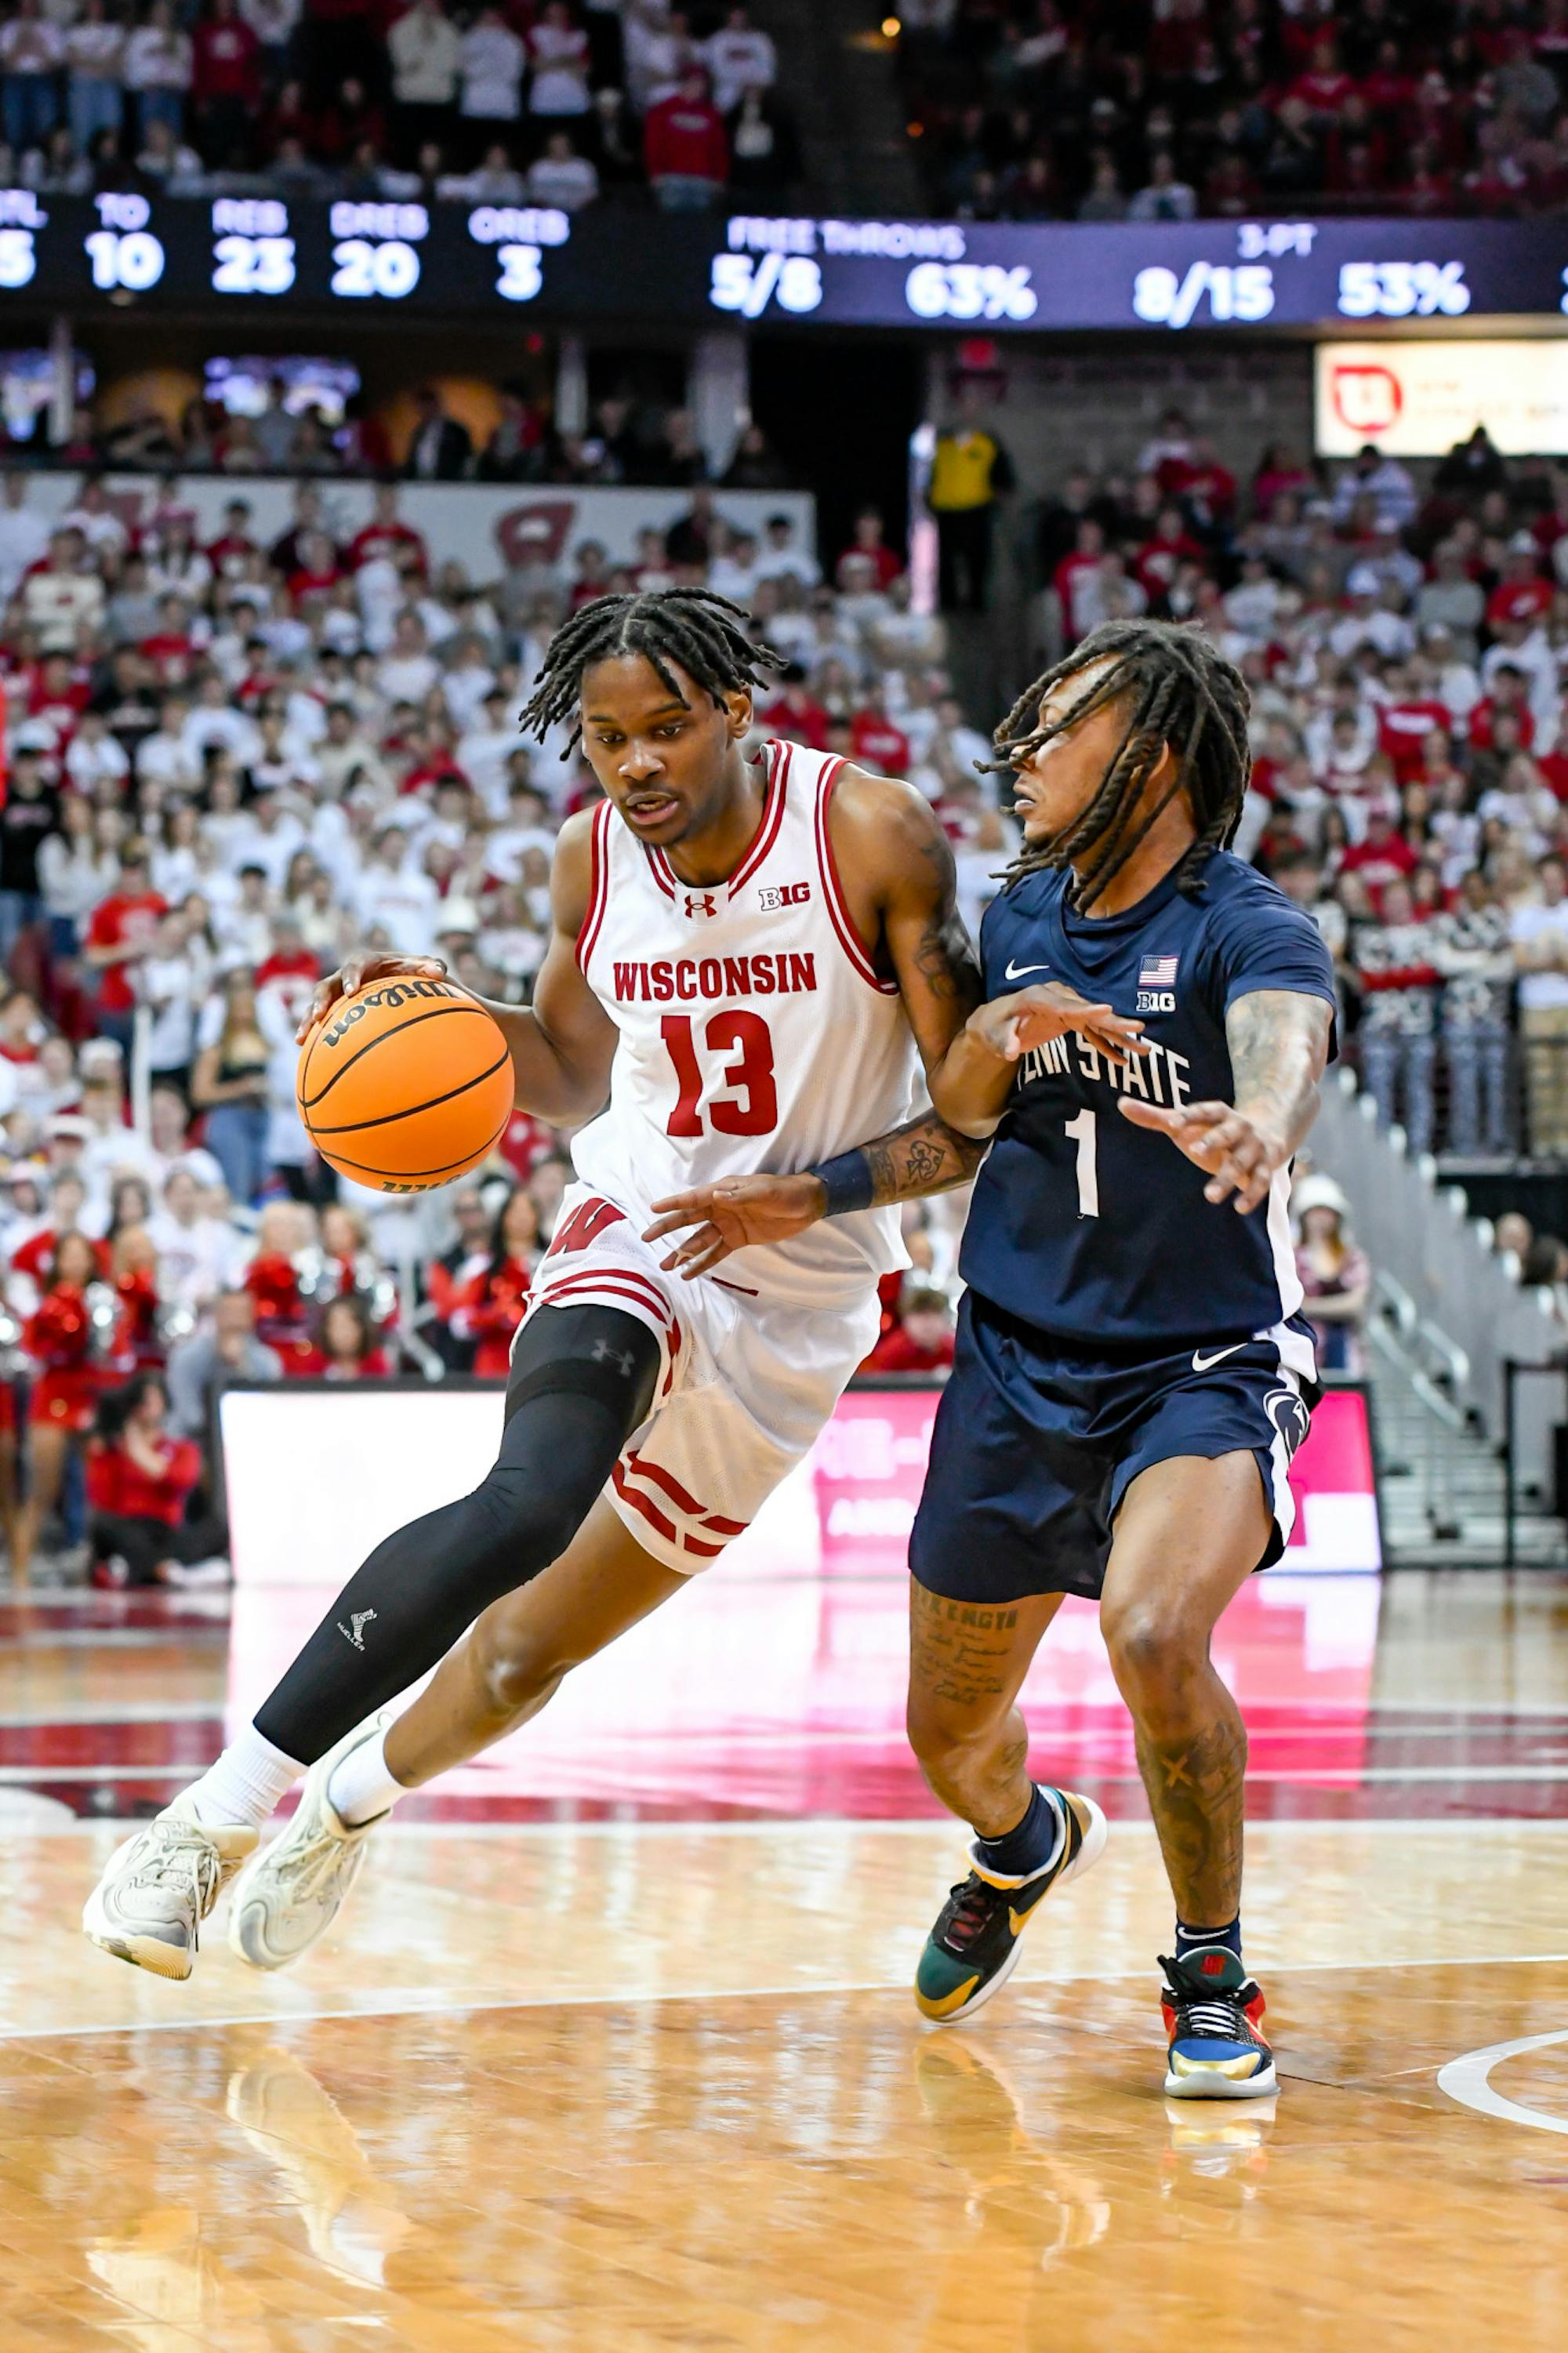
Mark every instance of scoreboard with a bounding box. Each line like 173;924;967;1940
0;187;575;313
3;190;1568;334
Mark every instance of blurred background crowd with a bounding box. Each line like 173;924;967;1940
10;0;1568;229
0;0;1564;1588
9;376;795;490
897;0;1568;221
0;0;800;212
2;394;1566;1581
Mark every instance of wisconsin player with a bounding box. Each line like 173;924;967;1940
82;589;1134;1979
646;619;1336;2100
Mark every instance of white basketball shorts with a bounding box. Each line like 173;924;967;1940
514;1182;881;1574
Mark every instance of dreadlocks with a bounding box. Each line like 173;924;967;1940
985;619;1253;910
518;587;789;754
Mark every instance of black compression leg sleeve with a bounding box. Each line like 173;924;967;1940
254;1305;660;1764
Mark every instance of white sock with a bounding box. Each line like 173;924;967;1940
185;1727;303;1828
326;1727;405;1828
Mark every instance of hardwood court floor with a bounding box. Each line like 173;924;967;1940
5;1574;1568;2347
5;1817;1568;2350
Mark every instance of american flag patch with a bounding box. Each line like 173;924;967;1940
1138;954;1179;988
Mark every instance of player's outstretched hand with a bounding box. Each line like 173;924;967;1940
1118;1097;1283;1214
642;1173;827;1279
296;953;450;1043
969;982;1149;1066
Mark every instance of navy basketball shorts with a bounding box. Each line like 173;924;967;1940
909;1291;1321;1606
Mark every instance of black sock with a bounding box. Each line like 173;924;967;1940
1174;1915;1243;1967
972;1784;1063;1879
253;1305;659;1765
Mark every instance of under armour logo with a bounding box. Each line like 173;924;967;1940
684;891;717;918
338;1609;377;1650
591;1338;637;1376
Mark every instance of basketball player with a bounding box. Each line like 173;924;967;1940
83;590;1136;1979
641;620;1336;2098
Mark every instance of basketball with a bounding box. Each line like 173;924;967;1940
296;978;514;1193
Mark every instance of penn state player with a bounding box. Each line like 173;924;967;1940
82;589;1134;1981
646;620;1335;2098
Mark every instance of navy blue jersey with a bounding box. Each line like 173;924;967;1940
959;852;1337;1349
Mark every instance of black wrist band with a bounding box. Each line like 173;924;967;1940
808;1149;875;1218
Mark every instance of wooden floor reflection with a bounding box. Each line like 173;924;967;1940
5;1818;1568;2348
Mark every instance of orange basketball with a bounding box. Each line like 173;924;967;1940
296;977;514;1193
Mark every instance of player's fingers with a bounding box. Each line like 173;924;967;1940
296;978;342;1043
1226;1150;1278;1215
672;1229;733;1279
1116;1098;1192;1134
1088;1023;1150;1060
655;1221;720;1272
1201;1127;1267;1204
643;1196;713;1242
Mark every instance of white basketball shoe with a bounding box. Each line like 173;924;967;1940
82;1796;259;1979
228;1716;396;1971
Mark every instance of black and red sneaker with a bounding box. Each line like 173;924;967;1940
1160;1945;1276;2099
913;1788;1107;2024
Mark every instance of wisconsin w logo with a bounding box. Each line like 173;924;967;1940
338;1608;377;1651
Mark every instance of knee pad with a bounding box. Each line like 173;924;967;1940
504;1303;661;1431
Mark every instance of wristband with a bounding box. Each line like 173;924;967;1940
807;1149;874;1218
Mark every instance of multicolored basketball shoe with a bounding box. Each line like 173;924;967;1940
1160;1945;1276;2099
914;1788;1108;2024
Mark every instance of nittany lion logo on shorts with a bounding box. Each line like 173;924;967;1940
1263;1385;1310;1463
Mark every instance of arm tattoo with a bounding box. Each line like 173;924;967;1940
911;830;984;1015
864;1109;988;1206
1225;989;1332;1157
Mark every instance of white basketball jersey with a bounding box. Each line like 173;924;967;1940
572;738;919;1303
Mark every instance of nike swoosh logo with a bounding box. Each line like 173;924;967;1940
1192;1343;1247;1373
1004;960;1051;982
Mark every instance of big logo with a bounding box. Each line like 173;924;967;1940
1264;1384;1311;1463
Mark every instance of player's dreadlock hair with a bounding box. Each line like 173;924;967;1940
984;618;1252;910
517;587;789;754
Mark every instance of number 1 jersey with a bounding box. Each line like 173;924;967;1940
960;853;1338;1349
572;738;920;1305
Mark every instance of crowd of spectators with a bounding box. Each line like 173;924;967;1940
11;390;1568;1583
1032;409;1568;1164
895;0;1568;221
0;0;799;212
18;378;796;491
0;464;983;1583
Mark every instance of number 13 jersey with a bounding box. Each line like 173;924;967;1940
572;738;920;1305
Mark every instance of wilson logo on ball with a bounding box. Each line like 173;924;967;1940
299;981;514;1194
321;978;463;1049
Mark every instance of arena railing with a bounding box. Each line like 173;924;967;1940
1311;1066;1566;1514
